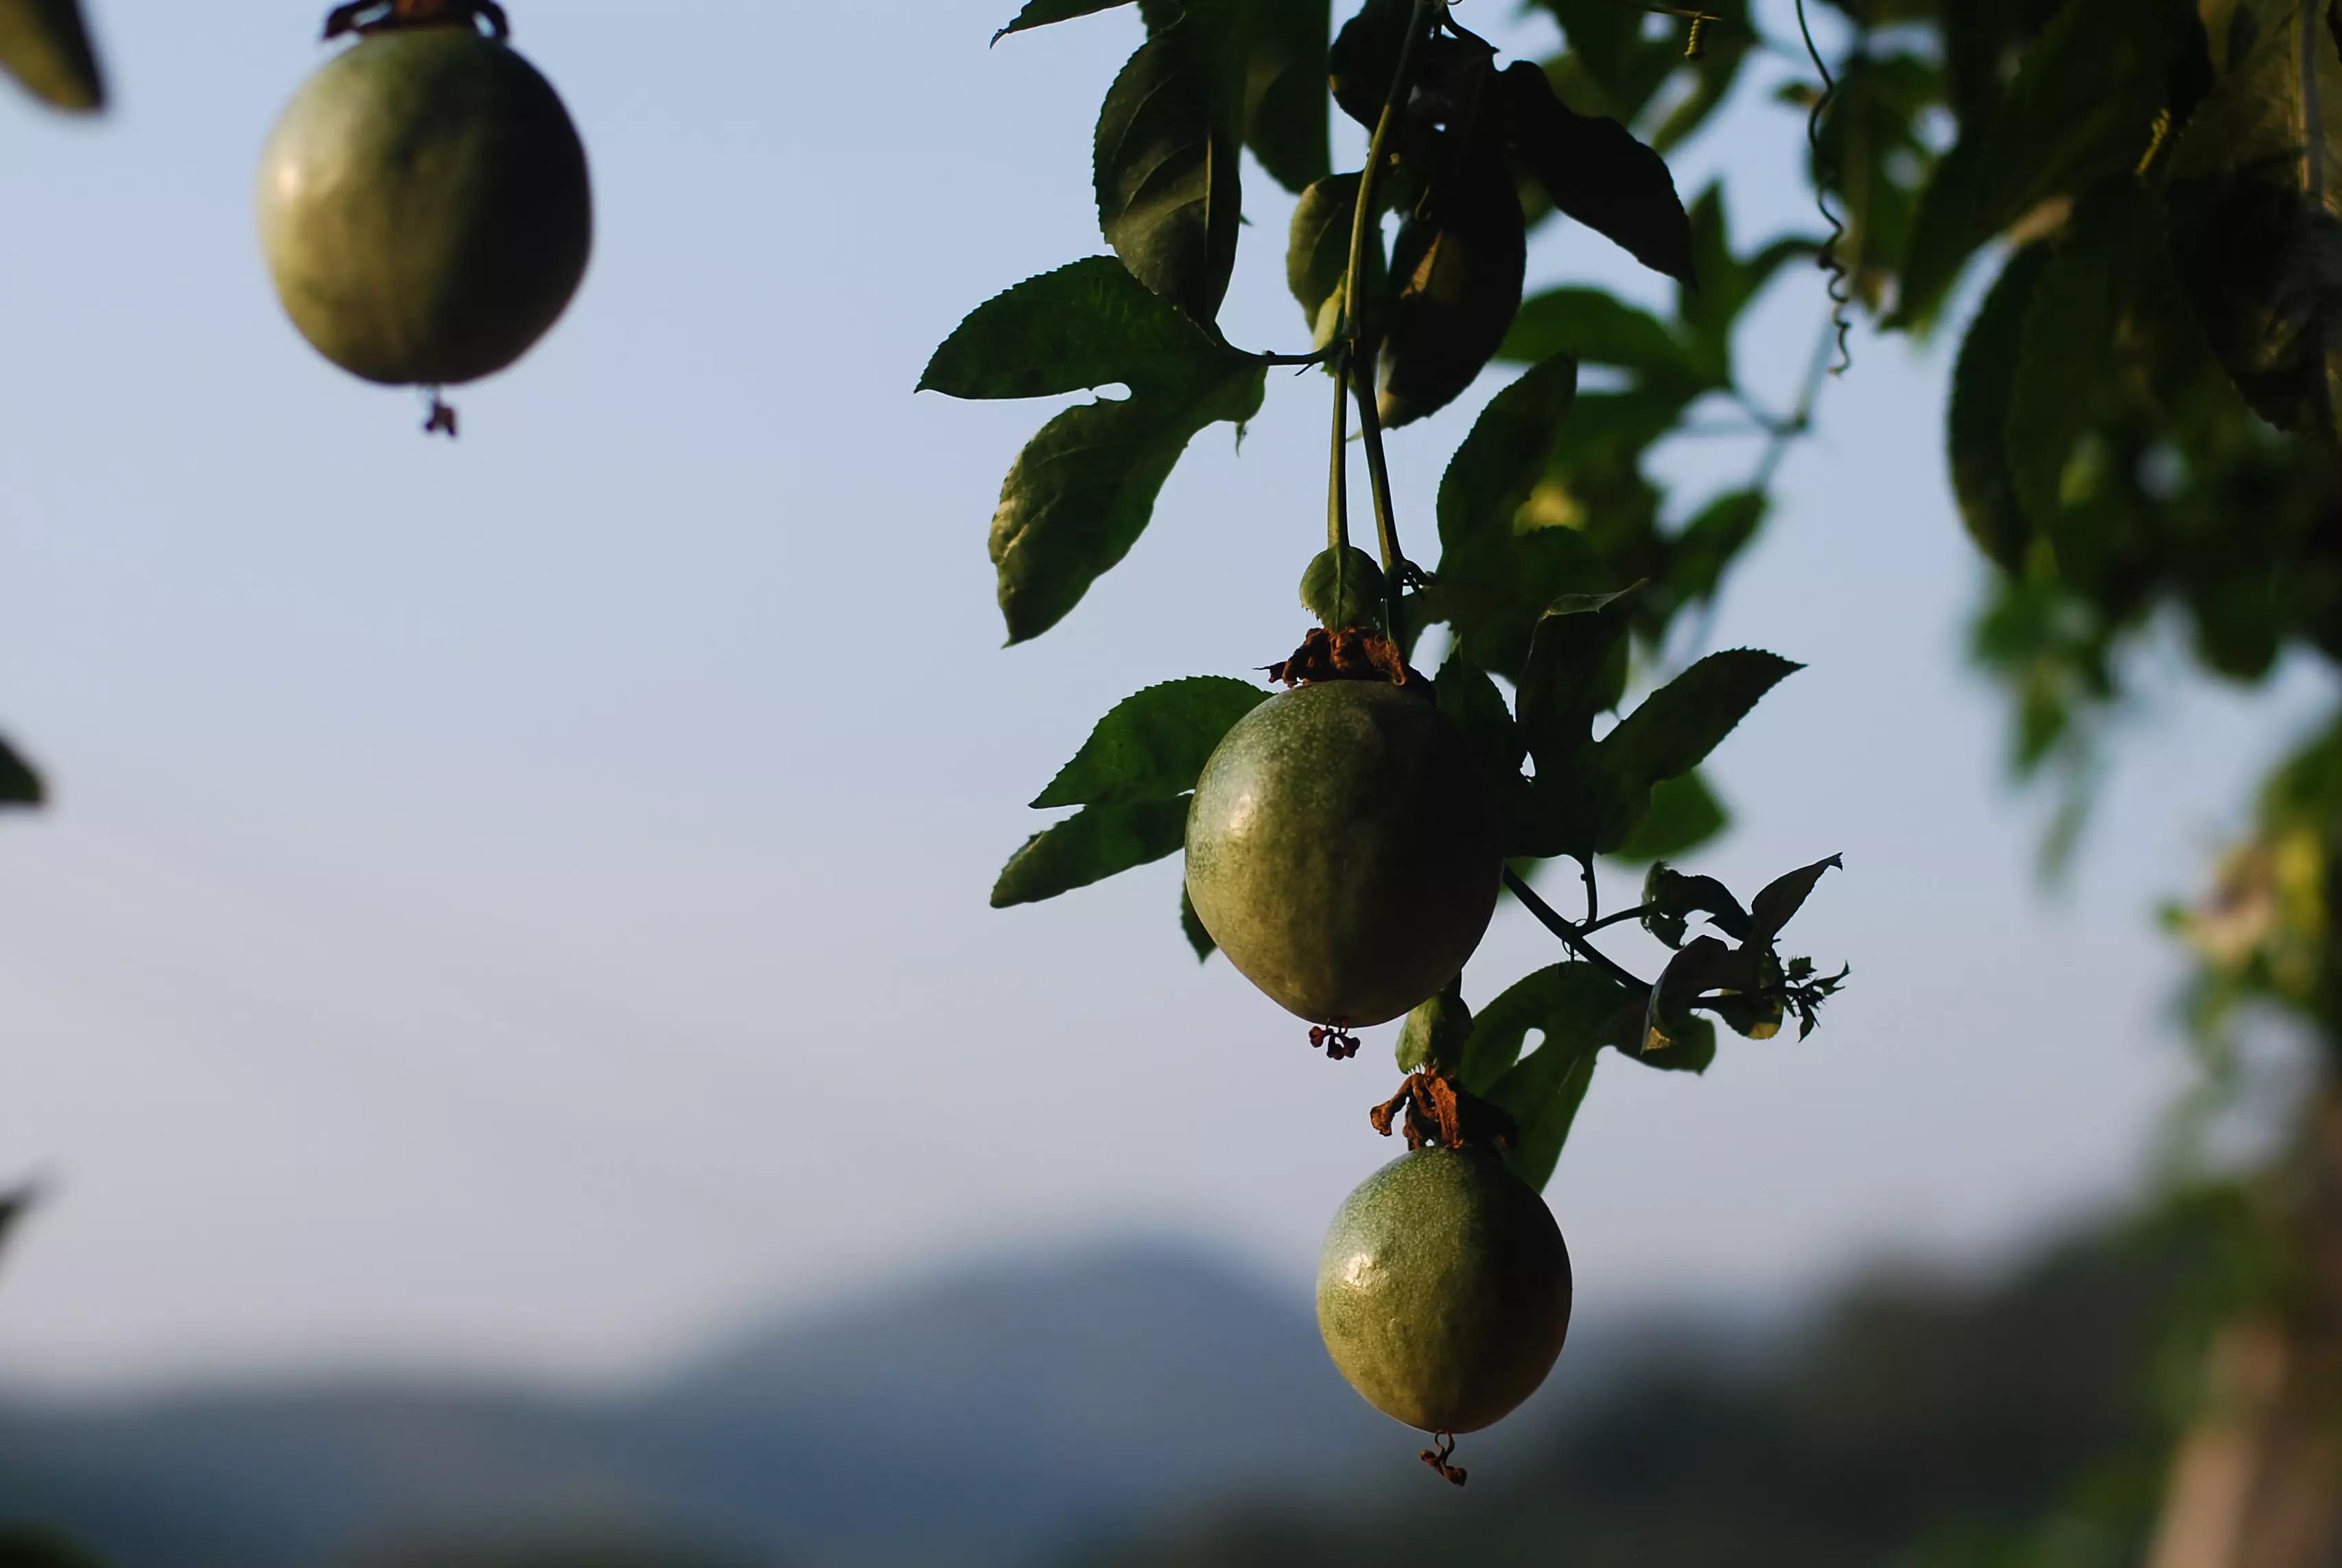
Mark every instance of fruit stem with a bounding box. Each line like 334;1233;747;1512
1338;0;1442;646
1328;349;1352;556
1504;869;1652;994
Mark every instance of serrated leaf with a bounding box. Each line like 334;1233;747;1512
1287;172;1383;349
1498;61;1693;283
1499;288;1709;387
992;798;1191;907
1642;935;1750;1062
1455;959;1637;1095
1514;587;1639;774
1434;652;1524;775
921;257;1245;400
0;0;104;112
1181;885;1216;961
1748;854;1843;942
1300;545;1386;630
1492;1037;1600;1191
1609;771;1728;863
1641;863;1752;948
2166;0;2342;446
992;0;1134;41
0;736;43;808
1379;134;1528;426
991;364;1267;643
1945;246;2048;570
1096;24;1244;325
1033;676;1270;808
1600;648;1801;798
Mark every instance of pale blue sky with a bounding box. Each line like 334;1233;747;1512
0;0;2326;1390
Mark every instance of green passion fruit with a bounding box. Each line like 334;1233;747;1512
1184;679;1501;1029
256;24;591;388
1318;1146;1572;1435
0;0;104;111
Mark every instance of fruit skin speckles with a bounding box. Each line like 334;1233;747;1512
257;25;592;389
1318;1146;1572;1434
1184;680;1501;1029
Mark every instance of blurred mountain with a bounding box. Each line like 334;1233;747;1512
0;1238;1700;1568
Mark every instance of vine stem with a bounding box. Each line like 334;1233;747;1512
1337;0;1441;645
1504;869;1652;994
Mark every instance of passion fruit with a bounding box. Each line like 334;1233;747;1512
256;23;591;388
0;0;104;111
1184;680;1501;1028
1317;1146;1572;1434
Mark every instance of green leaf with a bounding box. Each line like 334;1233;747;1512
1641;863;1752;948
1600;648;1801;797
992;0;1135;41
1680;187;1818;379
1239;0;1331;193
1946;246;2049;570
1095;23;1244;325
1032;676;1269;808
1455;960;1638;1095
1608;771;1728;863
1748;854;1844;942
1300;546;1386;630
1641;935;1748;1063
1434;652;1524;775
1514;587;1639;773
1379;134;1529;427
1497;62;1694;283
0;0;104;112
0;736;43;808
2005;189;2131;537
1181;885;1216;961
2167;0;2342;445
1327;0;1414;129
1499;288;1709;387
920;257;1244;400
1287;172;1382;348
992;798;1191;907
990;363;1267;642
1667;489;1767;607
1493;1038;1600;1191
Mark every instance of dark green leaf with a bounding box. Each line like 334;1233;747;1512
1748;854;1844;942
1379;135;1529;426
921;257;1243;400
1947;246;2050;570
1096;24;1244;325
1641;863;1753;948
1499;288;1709;386
1435;651;1524;776
1600;648;1801;797
0;0;104;112
1455;960;1638;1095
2006;191;2131;536
0;736;43;808
1608;771;1729;863
992;0;1134;43
1642;935;1750;1062
1287;172;1383;348
992;798;1191;907
1667;490;1768;607
2167;0;2342;445
1300;545;1386;630
991;364;1267;642
0;1523;107;1568
1514;587;1639;773
1681;187;1820;377
1240;0;1331;192
1181;885;1216;961
1492;1037;1600;1191
1497;62;1694;283
1033;676;1270;808
1327;0;1413;128
1709;986;1786;1041
1435;354;1582;554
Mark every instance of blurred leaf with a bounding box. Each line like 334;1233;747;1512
1493;1037;1600;1191
992;0;1133;41
1380;131;1530;426
1287;172;1383;347
0;736;42;808
1300;545;1387;629
1681;187;1820;379
1456;960;1637;1095
992;798;1191;906
921;257;1245;399
1642;863;1753;948
991;363;1267;642
1032;676;1269;808
1947;246;2050;569
1498;61;1695;283
0;0;103;112
1667;490;1768;607
1748;853;1845;941
2166;0;2342;446
1600;649;1802;798
1180;885;1216;961
2006;189;2131;536
1239;0;1331;191
1096;23;1244;325
1609;771;1729;863
1499;288;1710;388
